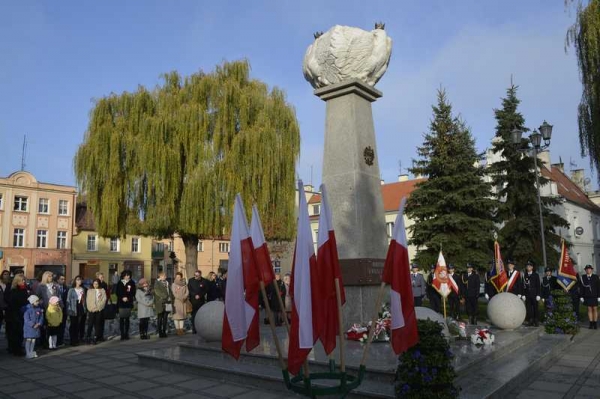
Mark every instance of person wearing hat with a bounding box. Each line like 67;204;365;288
45;295;63;350
523;260;541;326
505;260;523;298
447;265;461;320
541;268;558;304
23;295;44;359
580;265;599;329
135;278;154;339
410;264;426;307
463;264;480;325
426;264;441;313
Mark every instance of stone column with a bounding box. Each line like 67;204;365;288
315;79;389;325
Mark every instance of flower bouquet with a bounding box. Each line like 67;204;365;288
345;304;391;343
470;328;494;346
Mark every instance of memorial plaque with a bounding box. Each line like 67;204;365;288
339;258;385;286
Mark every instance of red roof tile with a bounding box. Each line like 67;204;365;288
541;166;600;212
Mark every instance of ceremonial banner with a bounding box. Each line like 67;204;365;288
557;239;577;291
432;251;450;298
489;241;508;293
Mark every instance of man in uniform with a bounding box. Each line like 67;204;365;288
426;264;441;313
541;267;558;304
464;264;480;325
505;260;523;298
447;264;461;320
522;261;541;326
410;264;426;307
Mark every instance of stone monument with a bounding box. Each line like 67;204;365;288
303;24;393;324
487;292;526;330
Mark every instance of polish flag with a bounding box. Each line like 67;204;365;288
317;184;346;355
381;198;419;355
222;194;260;359
288;181;320;375
251;205;276;287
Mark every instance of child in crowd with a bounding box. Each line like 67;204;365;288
23;295;44;359
46;296;63;350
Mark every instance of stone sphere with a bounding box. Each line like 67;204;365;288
487;293;526;330
415;306;450;338
194;301;224;342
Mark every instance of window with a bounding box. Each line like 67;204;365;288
386;222;395;238
13;228;24;247
87;234;97;251
313;205;320;215
38;198;49;214
58;199;69;216
198;241;204;252
37;230;48;248
57;231;67;249
0;193;4;209
219;242;229;253
131;237;140;253
168;240;174;252
110;237;120;252
314;230;319;242
14;196;28;212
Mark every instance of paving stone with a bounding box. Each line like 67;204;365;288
23;371;63;380
177;394;212;399
55;381;101;393
112;365;146;374
516;390;565;399
158;374;195;384
584;377;600;387
66;365;101;375
47;375;80;385
137;386;186;399
232;391;283;399
73;388;121;399
529;380;572;393
10;389;61;399
536;372;579;384
131;368;168;379
1;376;26;385
176;378;219;390
101;374;136;385
97;360;130;369
547;365;586;376
577;386;600;396
0;382;38;394
120;381;160;392
204;384;250;397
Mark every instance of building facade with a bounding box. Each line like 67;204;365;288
72;202;156;282
0;171;77;279
160;235;231;278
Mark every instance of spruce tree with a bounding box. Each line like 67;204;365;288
406;89;496;270
488;85;568;268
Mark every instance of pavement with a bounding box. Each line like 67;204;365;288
0;328;299;399
508;327;600;399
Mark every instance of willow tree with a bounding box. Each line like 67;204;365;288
74;60;300;277
566;0;600;177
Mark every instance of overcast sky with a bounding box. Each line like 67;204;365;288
0;1;594;189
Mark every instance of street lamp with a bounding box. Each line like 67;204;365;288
511;121;554;269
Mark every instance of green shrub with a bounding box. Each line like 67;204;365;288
544;289;579;335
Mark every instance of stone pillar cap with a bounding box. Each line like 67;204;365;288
314;79;382;102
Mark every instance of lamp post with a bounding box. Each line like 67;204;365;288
511;121;553;269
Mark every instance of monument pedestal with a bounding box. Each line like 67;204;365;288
315;79;389;325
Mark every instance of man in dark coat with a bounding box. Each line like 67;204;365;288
463;264;480;325
540;267;558;303
426;265;441;313
505;260;523;297
206;272;220;302
447;265;461;320
55;274;69;346
522;261;541;326
188;270;208;334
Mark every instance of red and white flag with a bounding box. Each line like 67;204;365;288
288;181;320;375
432;251;450;298
317;184;345;355
381;197;419;355
251;205;276;287
222;194;260;359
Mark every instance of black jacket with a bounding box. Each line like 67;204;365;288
505;270;523;295
523;272;541;298
541;275;558;299
463;273;480;298
581;274;599;298
116;280;136;308
188;277;208;306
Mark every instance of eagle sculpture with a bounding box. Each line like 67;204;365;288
303;23;392;89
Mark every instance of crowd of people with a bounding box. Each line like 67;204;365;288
0;267;257;359
410;261;600;329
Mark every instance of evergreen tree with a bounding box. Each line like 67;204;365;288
74;60;300;277
488;85;568;268
406;89;496;270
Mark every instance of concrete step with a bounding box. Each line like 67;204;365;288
457;333;573;399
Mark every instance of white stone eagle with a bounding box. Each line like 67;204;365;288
303;23;392;89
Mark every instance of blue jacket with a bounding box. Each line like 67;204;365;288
23;304;44;339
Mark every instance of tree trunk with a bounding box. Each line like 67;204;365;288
181;234;199;280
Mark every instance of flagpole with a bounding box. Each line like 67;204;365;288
259;281;287;371
334;278;346;373
443;295;447;319
360;282;386;367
